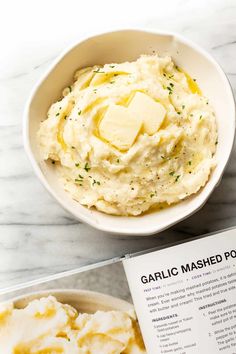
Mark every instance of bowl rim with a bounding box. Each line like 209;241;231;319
23;28;236;236
7;288;133;312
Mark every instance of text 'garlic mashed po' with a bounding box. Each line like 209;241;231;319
0;296;146;353
38;55;217;216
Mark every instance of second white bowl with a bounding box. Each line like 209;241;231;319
12;289;133;313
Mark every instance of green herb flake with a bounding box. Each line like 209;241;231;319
169;171;175;176
75;178;83;183
150;193;155;198
78;110;82;115
92;179;100;186
161;155;165;159
117;158;120;163
64;115;67;120
93;68;105;74
177;111;181;115
169;83;174;87
215;140;218;145
78;174;84;179
188;161;192;166
163;73;166;77
68;86;72;92
71;146;75;149
109;65;115;68
167;86;173;95
84;162;91;172
182;105;185;109
175;175;180;182
199;115;203;120
75;163;80;167
56;113;60;116
193;78;197;82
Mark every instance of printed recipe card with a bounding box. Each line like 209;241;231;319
124;229;236;354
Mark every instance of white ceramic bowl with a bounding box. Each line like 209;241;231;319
11;289;133;313
23;29;235;236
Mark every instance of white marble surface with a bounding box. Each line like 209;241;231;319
1;0;236;290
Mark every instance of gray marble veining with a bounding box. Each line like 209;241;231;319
0;0;236;292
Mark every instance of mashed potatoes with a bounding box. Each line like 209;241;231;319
0;296;146;353
38;55;217;216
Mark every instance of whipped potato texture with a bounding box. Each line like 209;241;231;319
0;296;146;353
38;55;217;215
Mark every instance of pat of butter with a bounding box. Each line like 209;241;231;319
128;92;166;135
99;104;142;150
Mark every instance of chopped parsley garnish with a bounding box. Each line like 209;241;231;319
109;65;115;68
161;156;165;159
182;105;185;109
150;193;155;198
215;140;218;145
92;179;100;186
163;73;166;77
177;111;181;115
199;115;203;120
84;162;91;172
78;174;84;179
188;161;192;165
75;163;80;167
93;68;105;73
117;158;120;163
78;110;81;115
110;81;115;84
71;146;75;149
75;178;83;186
169;171;175;176
169;83;174;87
56;113;60;116
175;175;180;182
64;115;67;120
167;86;173;94
68;86;72;92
